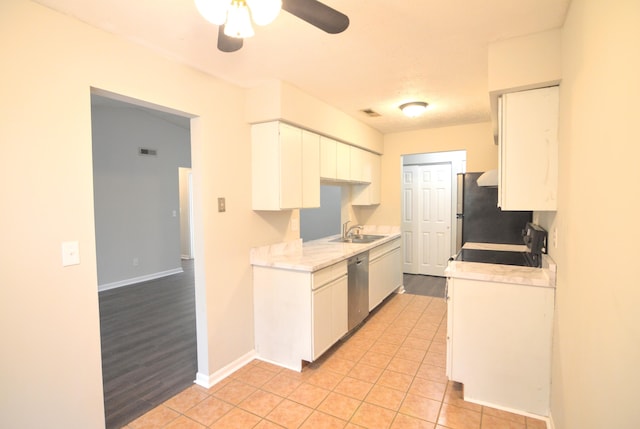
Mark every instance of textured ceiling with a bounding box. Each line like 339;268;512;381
35;0;571;134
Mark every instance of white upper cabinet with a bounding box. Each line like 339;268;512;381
498;86;559;211
352;150;381;205
320;136;380;189
302;130;320;208
349;146;368;183
336;141;351;181
252;122;320;210
320;136;337;179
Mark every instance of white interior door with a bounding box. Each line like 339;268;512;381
402;163;452;276
402;166;418;274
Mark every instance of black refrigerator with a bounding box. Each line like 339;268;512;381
456;172;532;249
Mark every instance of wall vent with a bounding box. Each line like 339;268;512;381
361;108;381;117
138;148;158;156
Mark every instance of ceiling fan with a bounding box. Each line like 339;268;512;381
195;0;350;52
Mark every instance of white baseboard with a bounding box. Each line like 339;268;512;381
464;396;551;427
548;411;556;429
98;267;184;292
194;350;258;389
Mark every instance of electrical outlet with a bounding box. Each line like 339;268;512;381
218;197;226;212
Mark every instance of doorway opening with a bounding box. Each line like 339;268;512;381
401;151;466;277
91;90;197;428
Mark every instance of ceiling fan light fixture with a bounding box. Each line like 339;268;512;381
194;0;231;25
399;101;429;117
224;0;255;38
246;0;282;26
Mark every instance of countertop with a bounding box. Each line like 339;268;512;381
445;242;557;288
250;226;401;272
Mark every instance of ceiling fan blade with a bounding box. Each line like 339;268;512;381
217;25;243;52
282;0;350;34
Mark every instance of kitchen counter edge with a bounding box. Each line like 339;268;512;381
445;252;557;288
250;233;401;273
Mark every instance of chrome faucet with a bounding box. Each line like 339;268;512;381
342;220;363;239
342;221;351;239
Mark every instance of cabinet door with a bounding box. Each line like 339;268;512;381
499;86;558;211
350;146;367;183
336;142;351;181
312;282;333;359
368;256;384;311
368;241;402;311
279;123;303;209
320;136;337;179
445;277;454;379
352;152;381;205
369;153;381;204
332;275;348;341
302;131;320;208
449;277;554;415
312;275;348;359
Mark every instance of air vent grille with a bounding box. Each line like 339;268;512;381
361;108;381;117
138;148;157;156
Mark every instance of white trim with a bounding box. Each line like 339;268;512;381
98;267;184;292
194;350;258;389
463;396;551;427
253;356;302;373
548;411;556;429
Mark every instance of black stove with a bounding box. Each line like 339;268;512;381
454;223;548;268
456;249;530;267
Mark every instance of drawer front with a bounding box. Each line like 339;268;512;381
370;238;401;261
312;260;348;290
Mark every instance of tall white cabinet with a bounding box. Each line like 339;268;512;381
498;86;559;211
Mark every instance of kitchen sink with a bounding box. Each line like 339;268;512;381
330;234;386;244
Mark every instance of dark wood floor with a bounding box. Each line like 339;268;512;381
98;260;197;429
403;273;446;298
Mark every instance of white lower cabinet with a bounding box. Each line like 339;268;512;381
446;277;554;416
253;260;347;371
368;238;402;310
312;275;348;360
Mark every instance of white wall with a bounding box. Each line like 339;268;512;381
538;0;640;427
246;81;384;154
0;1;290;427
179;167;193;259
358;122;496;226
92;100;191;287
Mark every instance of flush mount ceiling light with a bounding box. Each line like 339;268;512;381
399;101;429;118
195;0;282;39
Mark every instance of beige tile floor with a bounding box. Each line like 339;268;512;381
123;293;547;429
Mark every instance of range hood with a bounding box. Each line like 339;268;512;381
477;169;498;187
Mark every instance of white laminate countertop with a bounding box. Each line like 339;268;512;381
445;242;557;288
250;226;401;272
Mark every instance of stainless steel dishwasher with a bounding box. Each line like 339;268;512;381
348;252;369;331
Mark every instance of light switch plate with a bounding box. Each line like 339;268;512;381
218;197;226;212
62;241;80;266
